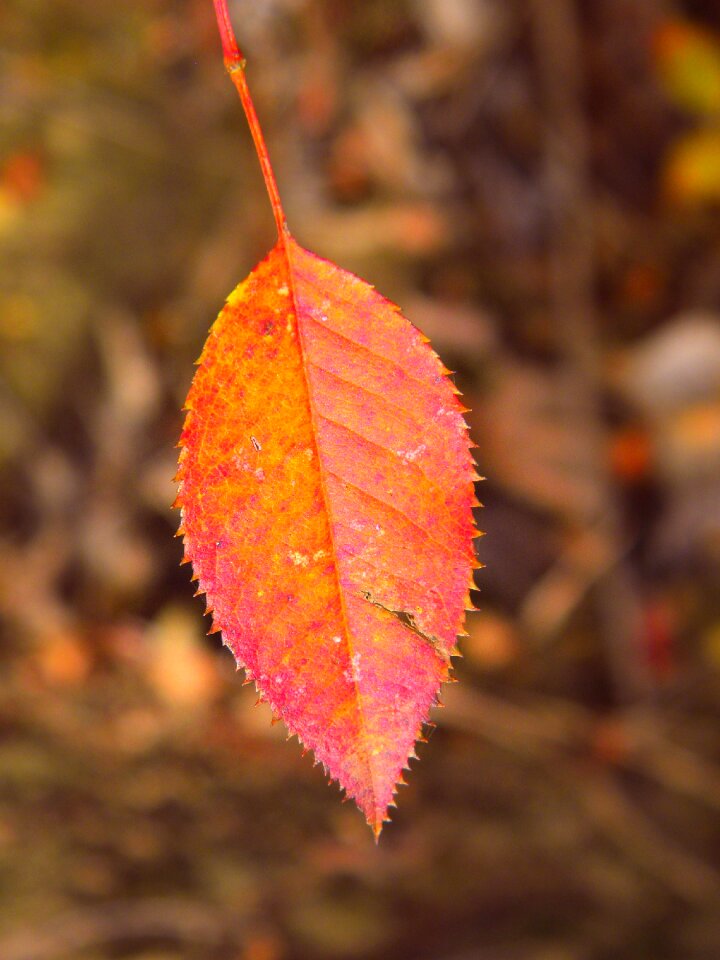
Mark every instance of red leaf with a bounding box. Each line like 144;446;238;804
175;2;479;835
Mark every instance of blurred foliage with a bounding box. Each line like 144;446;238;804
2;1;720;959
653;19;720;115
655;18;720;204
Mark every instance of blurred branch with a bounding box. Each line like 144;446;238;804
568;768;720;904
443;685;720;903
519;525;630;643
528;0;649;701
443;684;720;816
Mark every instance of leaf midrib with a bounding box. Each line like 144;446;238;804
280;235;383;825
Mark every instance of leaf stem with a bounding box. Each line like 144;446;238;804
212;0;289;239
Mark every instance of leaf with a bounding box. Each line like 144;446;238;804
175;1;479;835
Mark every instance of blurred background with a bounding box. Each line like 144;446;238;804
2;0;720;957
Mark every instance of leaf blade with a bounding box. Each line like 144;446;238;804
177;236;477;832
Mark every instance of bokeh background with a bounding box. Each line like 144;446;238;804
2;0;720;958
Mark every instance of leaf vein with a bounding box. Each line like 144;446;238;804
300;303;444;396
324;468;455;558
317;412;462;542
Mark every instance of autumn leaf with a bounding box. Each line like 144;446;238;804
175;0;479;836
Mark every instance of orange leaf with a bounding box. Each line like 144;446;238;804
175;2;478;835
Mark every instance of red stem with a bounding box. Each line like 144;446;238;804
212;0;289;239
